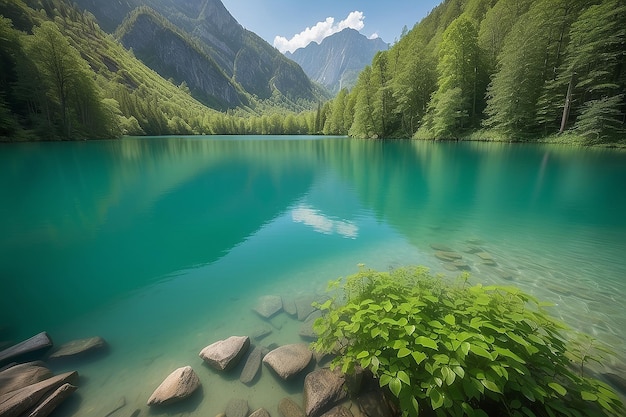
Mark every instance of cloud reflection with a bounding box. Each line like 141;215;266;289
292;205;358;239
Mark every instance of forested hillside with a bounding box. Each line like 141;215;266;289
322;0;626;144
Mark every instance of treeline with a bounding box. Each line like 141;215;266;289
0;0;324;141
322;0;626;143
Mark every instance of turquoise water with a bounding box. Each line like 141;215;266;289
1;136;625;416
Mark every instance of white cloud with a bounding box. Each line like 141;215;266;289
274;11;365;54
292;205;358;239
368;32;379;40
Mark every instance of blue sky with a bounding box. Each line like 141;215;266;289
220;0;443;53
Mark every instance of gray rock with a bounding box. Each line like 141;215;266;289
199;336;250;371
303;368;347;417
254;295;283;319
49;336;106;359
0;332;53;364
249;408;271;417
357;390;394;417
147;366;200;406
299;311;322;340
434;251;462;261
282;298;297;317
430;243;453;252
278;398;305;417
320;406;353;417
240;346;263;385
263;344;312;380
225;398;249;417
251;327;272;341
0;371;78;417
453;260;471;271
27;382;77;417
0;362;53;396
295;296;317;321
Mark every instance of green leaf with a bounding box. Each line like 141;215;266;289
548;382;567;396
481;379;502;393
470;344;494;360
411;351;427;365
404;325;416;336
397;370;411;385
397;347;411;358
444;314;456;325
356;350;369;359
430;387;444;409
415;336;438;350
389;377;402;397
371;327;381;338
581;391;598;401
460;342;471;356
452;365;465;379
411;397;420;416
494;346;526;364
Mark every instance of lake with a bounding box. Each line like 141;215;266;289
1;136;625;416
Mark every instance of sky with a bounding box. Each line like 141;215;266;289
220;0;443;53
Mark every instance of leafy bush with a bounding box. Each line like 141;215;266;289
312;266;624;417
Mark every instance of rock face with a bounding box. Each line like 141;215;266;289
303;369;347;417
147;366;200;406
49;336;106;359
0;332;53;364
263;344;312;380
0;371;78;417
240;346;263;385
254;295;283;319
0;362;53;396
278;397;306;417
199;336;250;371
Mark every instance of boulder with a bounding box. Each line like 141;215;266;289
299;311;322;341
430;243;453;252
225;398;249;417
0;362;53;396
278;398;305;417
251;327;272;341
0;332;53;364
254;296;283;319
250;408;271;417
147;366;200;406
303;368;347;417
26;382;77;417
295;296;317;321
282;298;297;317
0;371;78;417
263;344;312;380
48;336;106;359
357;390;394;417
320;406;353;417
434;251;462;262
240;346;263;385
199;336;250;371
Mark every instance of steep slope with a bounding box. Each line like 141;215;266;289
72;0;320;107
116;7;245;110
286;28;388;93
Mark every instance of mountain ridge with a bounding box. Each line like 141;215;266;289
286;28;388;93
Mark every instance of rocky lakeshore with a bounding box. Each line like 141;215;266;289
0;294;399;417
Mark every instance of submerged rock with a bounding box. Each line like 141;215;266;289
295;296;318;321
49;336;107;359
254;295;283;319
249;408;271;417
251;327;272;341
225;398;249;417
430;243;453;252
282;298;298;317
434;251;462;262
0;362;53;396
321;406;353;417
240;346;263;385
357;390;394;417
303;368;347;417
278;397;305;417
147;366;200;406
27;382;77;417
263;344;312;380
199;336;250;371
299;311;322;341
0;332;53;364
0;371;78;417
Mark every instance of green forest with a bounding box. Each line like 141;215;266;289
1;0;625;144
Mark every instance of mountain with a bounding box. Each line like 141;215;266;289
286;28;388;93
72;0;322;109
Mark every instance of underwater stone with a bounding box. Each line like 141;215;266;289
49;336;107;359
199;336;250;371
147;366;200;406
0;332;53;365
0;371;78;417
240;346;263;385
263;344;312;380
0;362;53;396
249;408;271;417
278;397;305;417
254;295;283;319
303;368;347;417
225;398;249;417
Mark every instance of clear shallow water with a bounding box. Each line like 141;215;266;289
1;136;625;416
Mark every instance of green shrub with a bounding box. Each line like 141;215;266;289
312;266;624;417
